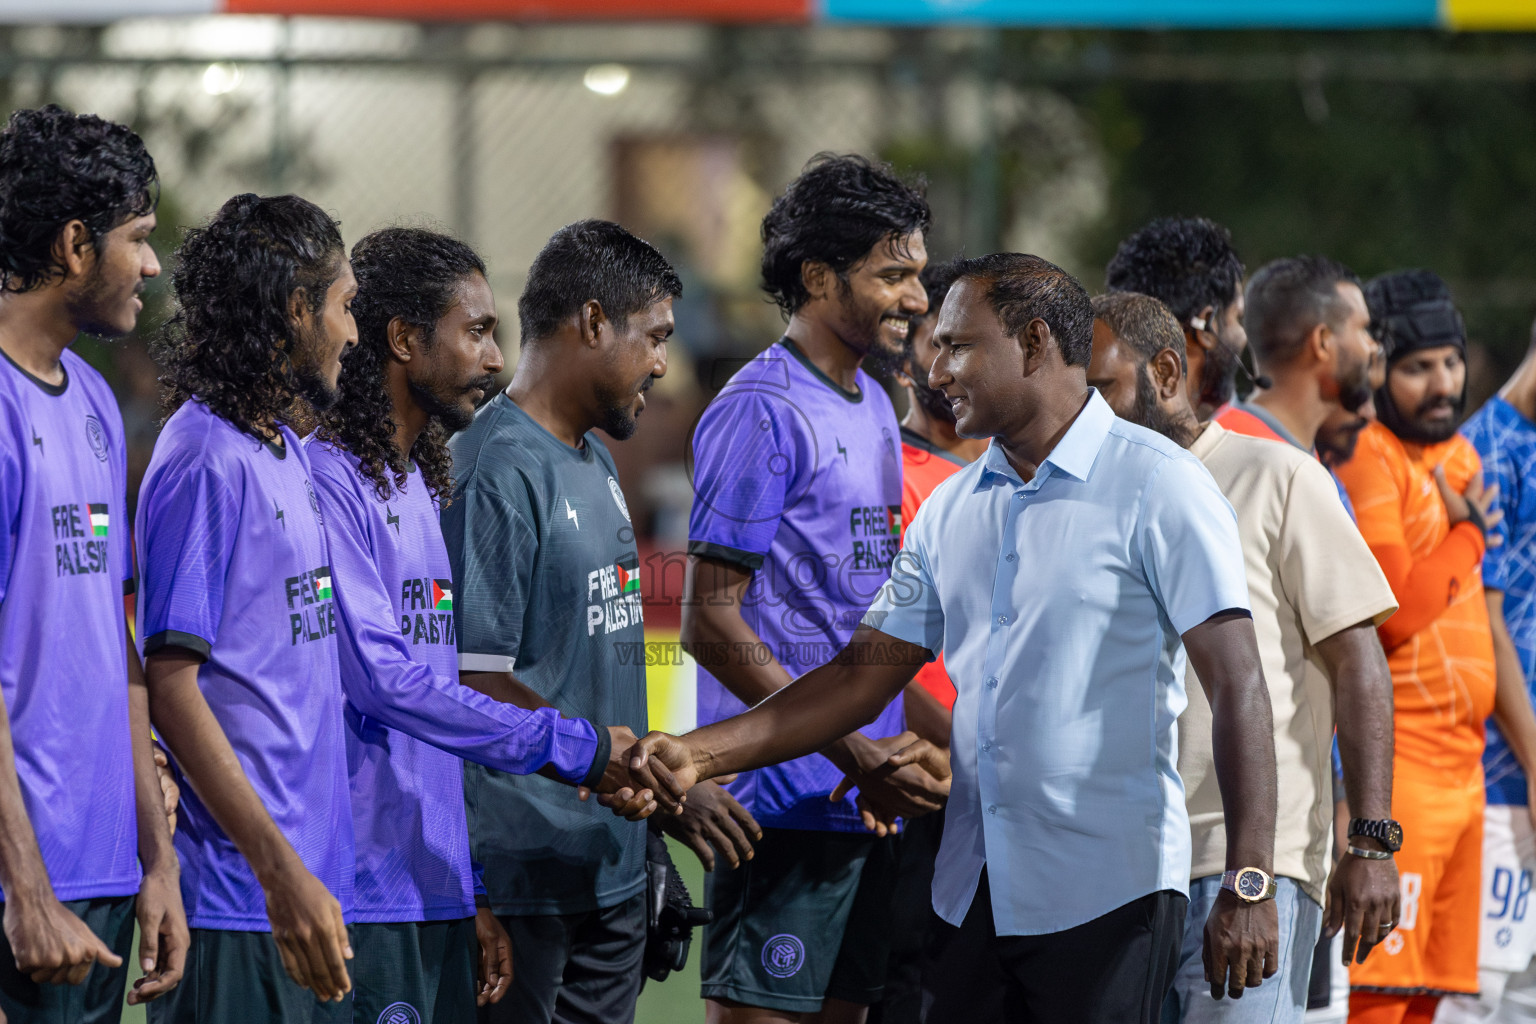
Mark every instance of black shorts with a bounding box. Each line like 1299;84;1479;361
480;892;646;1024
146;927;354;1024
922;870;1187;1024
352;918;477;1024
0;894;134;1024
702;826;898;1014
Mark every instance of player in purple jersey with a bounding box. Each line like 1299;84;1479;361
309;227;658;1024
138;194;360;1021
0;106;187;1022
682;154;949;1023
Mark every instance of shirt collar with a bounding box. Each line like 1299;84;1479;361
976;389;1114;490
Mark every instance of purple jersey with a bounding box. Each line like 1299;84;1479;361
689;339;906;831
0;349;137;902
306;440;601;923
136;400;352;929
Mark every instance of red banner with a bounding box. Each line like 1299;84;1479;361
227;0;808;20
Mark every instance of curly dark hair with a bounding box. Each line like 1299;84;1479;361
154;193;345;439
761;153;931;317
0;104;158;293
1104;216;1244;325
316;227;486;505
954;252;1095;367
517;219;681;344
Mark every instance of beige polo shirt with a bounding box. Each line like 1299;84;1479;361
1181;422;1397;906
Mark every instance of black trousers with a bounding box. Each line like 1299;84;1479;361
478;892;646;1024
921;871;1187;1024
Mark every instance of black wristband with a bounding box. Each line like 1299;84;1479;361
474;893;490;910
579;725;613;791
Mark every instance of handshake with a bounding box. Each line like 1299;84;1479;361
580;726;953;834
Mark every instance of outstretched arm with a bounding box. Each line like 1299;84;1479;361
630;623;932;794
679;557;945;819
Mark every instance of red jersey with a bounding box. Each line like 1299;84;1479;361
899;428;971;710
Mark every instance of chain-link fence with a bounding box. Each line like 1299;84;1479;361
6;17;1536;550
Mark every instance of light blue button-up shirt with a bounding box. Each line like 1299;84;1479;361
863;390;1250;936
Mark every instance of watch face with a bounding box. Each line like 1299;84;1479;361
1386;821;1404;848
1236;870;1267;900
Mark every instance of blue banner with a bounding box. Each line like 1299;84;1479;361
822;0;1439;27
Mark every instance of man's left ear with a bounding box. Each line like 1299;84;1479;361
1150;347;1185;400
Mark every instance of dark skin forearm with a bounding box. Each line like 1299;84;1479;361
1316;622;1394;826
684;625;929;782
144;650;301;881
1184;611;1277;871
128;639;178;874
681;555;884;775
0;688;51;900
902;682;951;749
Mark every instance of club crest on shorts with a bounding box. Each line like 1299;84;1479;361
84;415;108;461
376;1002;421;1024
761;933;805;979
608;476;631;522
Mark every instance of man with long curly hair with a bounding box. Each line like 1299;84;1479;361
135;193;361;1022
0;104;187;1023
306;227;659;1023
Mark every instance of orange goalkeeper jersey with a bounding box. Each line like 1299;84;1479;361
1335;420;1495;778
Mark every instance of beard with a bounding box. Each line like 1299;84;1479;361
1377;386;1464;445
595;373;653;441
410;372;496;433
1315;416;1368;468
293;357;340;411
66;261;137;340
908;367;956;425
1131;369;1199;449
1335;353;1374;414
1198;335;1240;411
835;278;908;378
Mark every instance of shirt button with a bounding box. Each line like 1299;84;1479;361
997;614;1008;625
1014;493;1024;500
1005;553;1016;562
982;741;992;752
986;677;998;689
988;804;997;814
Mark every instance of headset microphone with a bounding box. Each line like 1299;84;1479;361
1235;358;1272;392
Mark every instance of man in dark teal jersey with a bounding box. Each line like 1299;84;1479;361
0;105;187;1022
444;219;755;1024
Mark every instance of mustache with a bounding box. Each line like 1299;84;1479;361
640;375;656;394
465;374;497;396
1415;395;1458;416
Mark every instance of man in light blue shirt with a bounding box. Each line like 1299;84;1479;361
625;252;1281;1024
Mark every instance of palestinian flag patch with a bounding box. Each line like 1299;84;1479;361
886;506;903;536
88;503;109;537
616;557;641;596
313;567;333;601
432;579;453;611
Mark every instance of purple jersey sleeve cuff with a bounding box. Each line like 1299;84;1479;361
578;724;612;790
687;540;765;572
141;629;211;660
